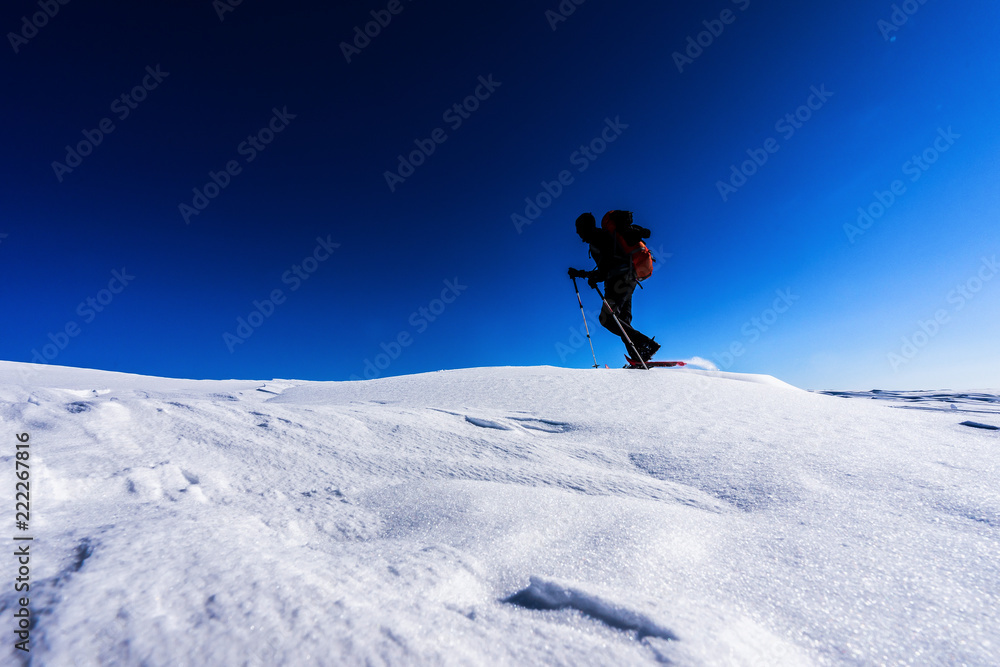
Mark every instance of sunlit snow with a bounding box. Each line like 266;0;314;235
1;361;997;665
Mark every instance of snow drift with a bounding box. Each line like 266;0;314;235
0;361;997;666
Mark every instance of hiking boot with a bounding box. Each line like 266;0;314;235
638;338;660;362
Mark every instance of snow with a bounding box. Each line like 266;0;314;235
0;360;998;666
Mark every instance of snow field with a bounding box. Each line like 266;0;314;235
0;361;997;665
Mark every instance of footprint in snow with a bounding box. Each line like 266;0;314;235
960;421;999;431
465;416;512;431
509;417;573;433
504;577;677;642
124;464;204;503
461;414;572;433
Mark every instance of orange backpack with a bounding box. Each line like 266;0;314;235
601;210;654;281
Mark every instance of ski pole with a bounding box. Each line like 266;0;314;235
592;283;648;370
571;277;600;368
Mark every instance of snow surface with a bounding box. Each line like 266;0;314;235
0;360;998;666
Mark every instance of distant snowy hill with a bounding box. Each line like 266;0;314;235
1;361;997;666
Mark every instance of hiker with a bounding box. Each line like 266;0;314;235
568;211;660;362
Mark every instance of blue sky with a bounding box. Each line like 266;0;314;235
2;0;998;390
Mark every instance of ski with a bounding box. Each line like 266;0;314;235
624;355;686;369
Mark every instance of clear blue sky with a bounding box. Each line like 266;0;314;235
2;0;998;390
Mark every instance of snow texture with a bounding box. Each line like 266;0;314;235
0;361;998;666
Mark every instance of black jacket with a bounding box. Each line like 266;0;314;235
587;229;630;282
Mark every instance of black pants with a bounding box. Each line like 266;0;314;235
599;274;652;354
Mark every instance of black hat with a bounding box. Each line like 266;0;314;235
575;212;596;235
